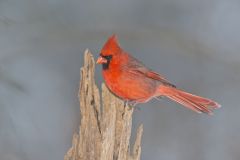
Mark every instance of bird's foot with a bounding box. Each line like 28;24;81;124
124;100;141;111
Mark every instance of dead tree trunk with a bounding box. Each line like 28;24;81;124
64;49;143;160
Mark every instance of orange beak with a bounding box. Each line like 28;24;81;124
96;56;107;64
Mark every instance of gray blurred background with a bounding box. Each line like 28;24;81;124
0;0;239;160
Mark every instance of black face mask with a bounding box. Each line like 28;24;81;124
101;55;112;70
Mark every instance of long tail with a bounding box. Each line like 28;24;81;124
159;86;221;115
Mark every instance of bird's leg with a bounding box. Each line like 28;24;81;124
128;100;138;107
128;100;142;111
124;100;136;110
123;100;131;110
124;100;142;111
124;100;129;108
124;100;131;106
122;101;128;118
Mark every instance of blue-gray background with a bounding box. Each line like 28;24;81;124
0;0;239;160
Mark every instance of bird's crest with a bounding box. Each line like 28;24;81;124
101;34;122;56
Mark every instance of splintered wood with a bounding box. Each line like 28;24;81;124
64;49;143;160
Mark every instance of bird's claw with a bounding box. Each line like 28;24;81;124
124;100;141;111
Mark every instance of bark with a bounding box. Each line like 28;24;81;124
64;49;143;160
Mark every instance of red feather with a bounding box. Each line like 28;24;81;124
97;35;221;115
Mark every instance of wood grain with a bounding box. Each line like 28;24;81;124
64;49;143;160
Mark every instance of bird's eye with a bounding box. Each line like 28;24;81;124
101;55;112;60
105;55;112;60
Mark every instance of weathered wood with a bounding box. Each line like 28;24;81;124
64;49;143;160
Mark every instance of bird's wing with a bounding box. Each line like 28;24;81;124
123;56;176;87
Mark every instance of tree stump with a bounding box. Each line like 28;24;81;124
64;49;143;160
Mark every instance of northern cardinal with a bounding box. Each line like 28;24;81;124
97;35;220;115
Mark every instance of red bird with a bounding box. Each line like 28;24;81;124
97;35;221;115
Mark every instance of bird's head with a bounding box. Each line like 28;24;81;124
96;34;122;66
